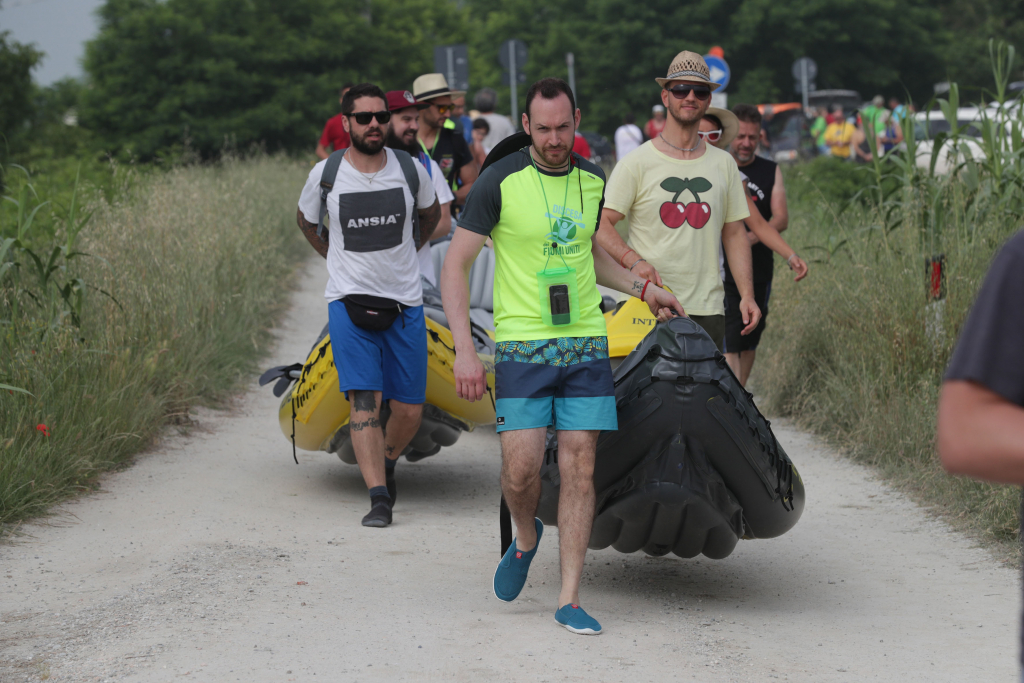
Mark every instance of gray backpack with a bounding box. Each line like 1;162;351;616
316;147;422;243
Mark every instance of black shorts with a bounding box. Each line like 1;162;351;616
723;280;771;353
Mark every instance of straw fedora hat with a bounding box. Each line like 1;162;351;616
412;73;465;101
704;106;739;149
655;50;721;91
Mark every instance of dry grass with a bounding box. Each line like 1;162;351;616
0;155;308;527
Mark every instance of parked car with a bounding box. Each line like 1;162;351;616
912;107;992;174
756;103;815;163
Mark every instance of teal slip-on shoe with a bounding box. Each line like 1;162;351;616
492;517;543;602
554;603;603;635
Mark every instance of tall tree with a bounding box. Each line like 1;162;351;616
461;0;949;135
0;26;43;155
80;0;467;159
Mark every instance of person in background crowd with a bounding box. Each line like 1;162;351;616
598;50;759;350
615;112;644;160
296;83;441;528
470;117;490;167
825;106;855;160
937;229;1024;677
888;96;908;123
572;130;592;160
452;95;474;145
862;95;889;140
810;107;829;156
315;83;354;160
413;73;478;210
474;87;517;150
852;113;873;163
879;110;903;154
717;104;807;385
645;104;666;140
384;90;455;286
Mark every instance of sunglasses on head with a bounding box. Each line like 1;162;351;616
667;84;712;101
697;129;722;142
345;110;391;125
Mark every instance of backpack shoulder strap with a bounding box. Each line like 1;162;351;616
392;149;423;245
317;148;347;240
392;149;421;206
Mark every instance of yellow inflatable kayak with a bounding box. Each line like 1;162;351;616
604;296;660;361
262;316;495;463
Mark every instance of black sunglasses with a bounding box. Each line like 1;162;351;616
345;110;392;125
667;84;712;101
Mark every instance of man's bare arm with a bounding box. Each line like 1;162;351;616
722;220;761;334
315;143;330;161
597;208;663;286
297;208;328;259
769;165;789;233
454;163;479;204
938;381;1024;484
417;197;442;247
440;227;489;402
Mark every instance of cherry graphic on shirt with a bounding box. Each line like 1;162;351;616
659;177;713;229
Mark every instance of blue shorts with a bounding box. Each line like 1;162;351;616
327;300;427;405
494;337;617;433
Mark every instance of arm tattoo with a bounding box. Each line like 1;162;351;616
350;417;381;432
351;390;378;413
297;208;329;259
630;279;645;294
385;444;395;457
417;198;442;247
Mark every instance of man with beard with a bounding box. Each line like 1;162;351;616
720;104;801;385
412;73;478;211
440;78;684;635
296;83;442;528
384;89;455;286
596;51;758;351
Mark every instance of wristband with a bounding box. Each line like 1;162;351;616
787;253;800;267
629;258;646;271
640;280;651;302
619;249;637;268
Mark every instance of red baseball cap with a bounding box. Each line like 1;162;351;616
386;90;428;113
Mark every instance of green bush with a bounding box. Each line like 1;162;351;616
0;155;308;526
757;43;1024;556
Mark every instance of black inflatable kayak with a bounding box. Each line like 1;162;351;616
534;316;805;559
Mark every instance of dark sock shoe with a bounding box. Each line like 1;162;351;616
362;494;392;527
385;460;398;505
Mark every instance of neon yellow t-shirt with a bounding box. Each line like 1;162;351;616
457;147;608;343
603;141;749;316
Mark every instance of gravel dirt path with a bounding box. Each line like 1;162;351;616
1;259;1018;683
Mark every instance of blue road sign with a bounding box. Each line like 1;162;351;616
703;55;730;91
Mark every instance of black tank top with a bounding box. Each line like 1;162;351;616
724;156;777;284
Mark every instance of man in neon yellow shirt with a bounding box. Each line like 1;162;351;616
440;78;683;636
597;50;760;351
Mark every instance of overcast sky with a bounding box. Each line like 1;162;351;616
0;0;104;85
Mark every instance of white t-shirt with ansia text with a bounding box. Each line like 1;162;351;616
298;148;436;306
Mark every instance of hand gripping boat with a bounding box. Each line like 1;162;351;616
530;312;805;560
260;279;497;464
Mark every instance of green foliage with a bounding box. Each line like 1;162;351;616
80;0;468;159
0;29;44;166
0;155;307;526
460;0;949;135
756;43;1024;556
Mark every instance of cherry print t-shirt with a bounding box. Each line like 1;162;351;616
604;141;748;315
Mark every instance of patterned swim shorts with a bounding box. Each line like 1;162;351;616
493;336;617;433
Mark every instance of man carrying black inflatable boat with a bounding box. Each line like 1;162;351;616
441;78;685;635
